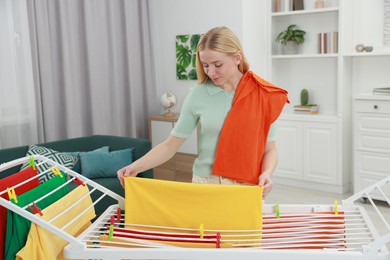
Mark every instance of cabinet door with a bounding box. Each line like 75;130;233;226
303;123;337;184
150;120;174;147
354;150;390;198
274;121;303;180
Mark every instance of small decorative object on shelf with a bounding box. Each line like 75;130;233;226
160;92;177;117
275;24;306;55
315;0;324;9
294;89;319;114
355;44;374;53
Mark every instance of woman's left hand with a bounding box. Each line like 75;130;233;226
258;173;273;198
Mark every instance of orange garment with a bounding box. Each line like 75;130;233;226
212;71;289;185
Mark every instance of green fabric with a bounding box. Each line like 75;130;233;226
171;83;276;178
4;173;69;260
81;148;134;179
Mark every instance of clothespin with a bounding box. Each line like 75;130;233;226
334;199;338;215
28;202;43;216
7;188;18;204
29;156;36;170
116;208;121;223
275;204;280;219
216;232;221;248
51;166;63;178
199;224;204;239
108;224;114;241
110;215;115;226
73;176;85;186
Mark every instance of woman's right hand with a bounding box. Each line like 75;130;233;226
117;164;139;188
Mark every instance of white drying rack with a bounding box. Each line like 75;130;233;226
0;155;390;260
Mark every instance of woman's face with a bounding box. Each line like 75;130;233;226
199;48;241;87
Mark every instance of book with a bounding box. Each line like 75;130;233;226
293;0;304;10
318;32;338;54
373;87;390;95
294;105;319;114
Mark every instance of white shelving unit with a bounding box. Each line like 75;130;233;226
267;0;351;193
267;0;390;194
343;0;390;196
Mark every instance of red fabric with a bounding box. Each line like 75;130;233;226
212;71;289;184
0;167;40;258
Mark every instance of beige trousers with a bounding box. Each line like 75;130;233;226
192;175;253;186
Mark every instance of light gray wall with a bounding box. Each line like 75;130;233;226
148;0;268;113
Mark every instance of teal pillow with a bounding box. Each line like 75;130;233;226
66;146;109;173
80;148;134;179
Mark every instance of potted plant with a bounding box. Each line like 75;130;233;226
275;24;306;54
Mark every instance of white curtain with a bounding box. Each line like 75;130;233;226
0;0;39;149
27;0;159;142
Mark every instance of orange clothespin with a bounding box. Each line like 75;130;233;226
116;208;121;223
28;202;43;216
334;199;338;215
51;166;63;178
108;225;114;241
199;224;204;239
216;232;221;248
73;176;85;186
29;156;36;170
7;188;18;204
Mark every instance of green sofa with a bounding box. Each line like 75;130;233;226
0;135;153;215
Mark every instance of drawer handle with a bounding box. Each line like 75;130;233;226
374;105;378;109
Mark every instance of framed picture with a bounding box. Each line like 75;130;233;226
176;34;201;80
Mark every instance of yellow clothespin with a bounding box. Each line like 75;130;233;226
7;188;18;204
29;156;36;170
199;224;204;239
334;199;338;215
275;204;280;219
51;166;63;178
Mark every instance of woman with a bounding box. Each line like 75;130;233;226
117;26;288;198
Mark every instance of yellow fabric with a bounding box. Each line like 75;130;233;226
125;178;263;231
16;185;96;260
99;234;234;248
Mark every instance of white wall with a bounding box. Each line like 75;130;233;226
148;0;268;113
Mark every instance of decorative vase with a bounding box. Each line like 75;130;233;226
282;41;299;55
315;0;324;8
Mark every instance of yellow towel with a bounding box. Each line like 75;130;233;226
16;185;96;260
125;178;263;231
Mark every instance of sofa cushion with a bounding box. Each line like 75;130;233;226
66;146;109;173
20;145;78;182
80;148;134;179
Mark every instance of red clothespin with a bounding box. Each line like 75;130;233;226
216;232;221;248
28;202;43;216
110;215;115;226
116;208;121;223
7;188;18;204
29;156;36;170
73;176;85;186
51;166;63;178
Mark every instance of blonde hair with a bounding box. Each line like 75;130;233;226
196;26;249;84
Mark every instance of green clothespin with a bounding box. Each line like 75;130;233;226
275;204;280;219
29;156;36;170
